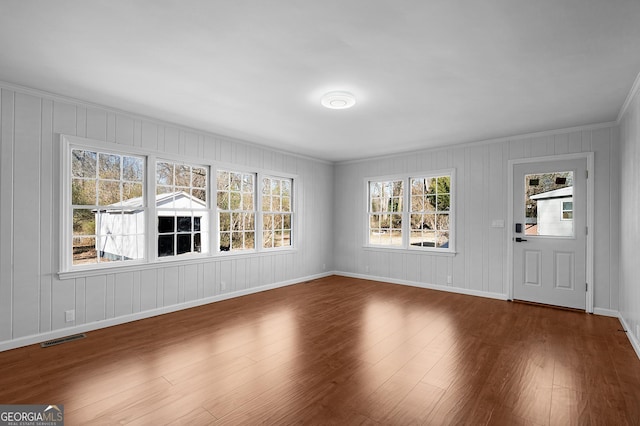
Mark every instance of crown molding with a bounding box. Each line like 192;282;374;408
337;121;617;165
617;70;640;123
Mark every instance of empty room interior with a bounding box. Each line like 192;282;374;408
1;1;640;424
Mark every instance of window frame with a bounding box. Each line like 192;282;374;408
261;175;294;251
62;140;150;272
213;166;298;255
215;168;258;253
155;159;211;260
60;135;298;278
364;169;456;254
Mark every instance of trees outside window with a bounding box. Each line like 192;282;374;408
71;149;145;265
217;170;255;251
62;136;297;273
262;177;293;249
367;171;454;252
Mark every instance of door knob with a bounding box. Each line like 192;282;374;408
515;237;528;242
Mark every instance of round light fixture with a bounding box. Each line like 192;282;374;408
321;91;356;109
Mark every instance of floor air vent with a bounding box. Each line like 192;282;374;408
40;333;87;348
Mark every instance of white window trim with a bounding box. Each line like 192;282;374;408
363;169;456;254
214;168;258;254
59;135;298;279
260;174;295;251
212;167;298;256
154;158;211;260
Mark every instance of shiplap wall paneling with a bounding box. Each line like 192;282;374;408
51;279;75;331
593;127;613;309
465;144;487;293
86;108;108;142
13;92;41;339
163;267;180;307
451;147;466;289
85;275;107;324
608;126;621;312
75;277;86;325
619;85;640;345
487;142;508;295
114;272;134;318
39;98;54;334
0;89;14;341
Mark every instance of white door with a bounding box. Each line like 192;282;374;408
512;158;587;310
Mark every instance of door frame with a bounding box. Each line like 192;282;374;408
506;152;595;312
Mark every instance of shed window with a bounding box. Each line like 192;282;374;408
562;201;573;220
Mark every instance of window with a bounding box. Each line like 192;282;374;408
368;180;404;246
62;135;296;275
367;171;454;252
217;170;255;251
524;171;573;236
156;161;209;257
262;176;293;248
410;176;450;248
561;201;573;220
71;149;146;265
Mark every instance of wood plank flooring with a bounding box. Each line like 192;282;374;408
1;275;639;425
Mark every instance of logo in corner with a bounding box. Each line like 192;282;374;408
0;404;64;425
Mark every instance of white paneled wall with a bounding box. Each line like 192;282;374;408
0;86;333;349
334;125;621;310
619;80;640;352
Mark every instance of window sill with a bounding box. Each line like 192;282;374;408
363;245;457;257
59;248;299;280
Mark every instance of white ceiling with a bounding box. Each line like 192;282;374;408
1;1;639;162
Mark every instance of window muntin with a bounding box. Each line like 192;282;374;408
262;177;293;248
71;149;145;265
367;172;454;252
368;180;404;246
217;170;256;252
410;176;450;249
156;161;209;257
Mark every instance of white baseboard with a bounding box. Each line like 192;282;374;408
593;308;619;317
0;271;333;353
334;271;509;301
618;315;640;360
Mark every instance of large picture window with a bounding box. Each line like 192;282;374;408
367;171;454;252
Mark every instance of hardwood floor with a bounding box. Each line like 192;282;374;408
1;275;639;425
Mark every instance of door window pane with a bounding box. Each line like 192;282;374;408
525;171;574;237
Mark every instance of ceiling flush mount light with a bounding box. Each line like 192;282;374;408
321;91;356;109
